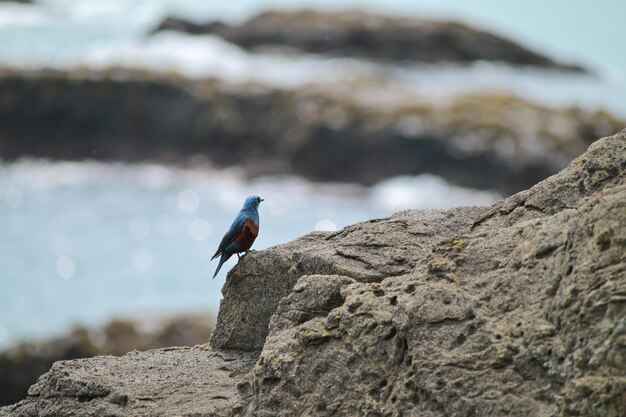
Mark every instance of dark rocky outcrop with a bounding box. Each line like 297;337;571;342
0;315;214;407
1;69;622;195
153;10;585;71
3;131;624;416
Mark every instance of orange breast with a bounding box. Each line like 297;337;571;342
234;218;259;251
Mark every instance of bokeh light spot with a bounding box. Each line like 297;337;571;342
56;256;75;279
314;219;337;231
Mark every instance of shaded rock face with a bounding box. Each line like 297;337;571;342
154;10;584;71
2;131;625;417
1;70;622;195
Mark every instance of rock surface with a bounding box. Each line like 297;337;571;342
0;314;214;406
1;69;622;194
234;134;626;417
154;10;584;71
2;131;625;416
3;347;257;417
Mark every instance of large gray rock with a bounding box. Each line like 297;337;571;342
2;130;625;417
237;144;625;417
210;206;489;351
223;130;626;416
212;130;626;354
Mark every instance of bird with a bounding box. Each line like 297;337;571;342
211;195;263;279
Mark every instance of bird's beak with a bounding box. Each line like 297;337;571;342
260;198;264;202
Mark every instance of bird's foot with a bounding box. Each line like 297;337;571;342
236;250;255;261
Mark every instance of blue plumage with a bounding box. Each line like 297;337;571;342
211;195;263;279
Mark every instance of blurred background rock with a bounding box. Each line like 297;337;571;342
0;0;624;407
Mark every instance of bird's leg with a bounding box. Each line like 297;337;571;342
236;253;241;259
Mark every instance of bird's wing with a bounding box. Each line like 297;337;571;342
211;214;249;260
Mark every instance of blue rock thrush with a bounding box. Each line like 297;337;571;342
211;195;263;278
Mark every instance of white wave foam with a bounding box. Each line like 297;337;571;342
370;174;499;211
79;31;383;87
390;62;626;115
72;32;626;116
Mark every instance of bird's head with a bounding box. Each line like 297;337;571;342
242;195;263;211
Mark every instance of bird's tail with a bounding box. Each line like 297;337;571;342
212;254;226;280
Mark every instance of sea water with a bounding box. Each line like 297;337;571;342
0;161;498;348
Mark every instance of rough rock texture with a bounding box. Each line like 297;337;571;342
210;206;487;351
220;130;626;416
3;131;625;417
1;69;622;194
2;347;257;417
154;10;584;71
